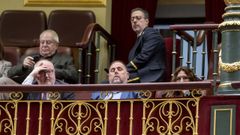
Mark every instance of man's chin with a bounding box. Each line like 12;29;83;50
111;79;123;84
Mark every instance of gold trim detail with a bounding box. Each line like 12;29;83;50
130;61;138;70
0;95;202;134
219;21;240;28
24;0;106;7
158;0;204;5
219;57;240;72
213;108;233;135
128;77;140;83
225;0;240;4
218;82;232;88
222;12;240;18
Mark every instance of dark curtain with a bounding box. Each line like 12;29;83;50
111;0;158;63
205;0;226;69
205;0;226;23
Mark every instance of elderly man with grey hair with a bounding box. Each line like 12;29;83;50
7;29;78;84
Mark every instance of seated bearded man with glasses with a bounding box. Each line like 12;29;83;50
7;29;78;84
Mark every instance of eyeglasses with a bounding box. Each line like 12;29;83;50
130;16;144;22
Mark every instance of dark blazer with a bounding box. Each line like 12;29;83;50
7;52;78;84
26;80;75;100
127;27;166;82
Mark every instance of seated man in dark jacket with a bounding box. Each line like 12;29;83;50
91;60;139;100
7;29;78;84
22;59;74;100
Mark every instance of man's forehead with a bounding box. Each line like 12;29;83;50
110;62;125;69
40;32;53;39
131;10;144;16
37;60;54;67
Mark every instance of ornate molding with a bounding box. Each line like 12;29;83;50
225;0;240;4
219;20;240;27
24;0;106;7
219;57;240;72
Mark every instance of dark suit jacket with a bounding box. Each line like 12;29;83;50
26;79;75;100
127;27;166;82
7;52;78;84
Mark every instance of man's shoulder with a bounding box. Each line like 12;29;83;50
144;27;157;32
143;27;162;37
54;53;71;58
0;60;12;66
51;53;73;63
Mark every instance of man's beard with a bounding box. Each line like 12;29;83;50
111;76;123;84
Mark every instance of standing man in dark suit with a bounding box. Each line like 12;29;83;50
127;8;166;83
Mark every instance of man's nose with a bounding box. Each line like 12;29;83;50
45;72;50;78
42;42;48;46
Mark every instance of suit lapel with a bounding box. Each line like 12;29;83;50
128;35;143;60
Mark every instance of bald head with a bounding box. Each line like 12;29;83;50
35;59;55;85
108;61;129;84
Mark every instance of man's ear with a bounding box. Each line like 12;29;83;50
126;72;130;79
145;18;149;25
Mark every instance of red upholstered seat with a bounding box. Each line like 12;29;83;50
0;10;47;65
48;10;96;84
48;10;96;47
0;10;47;48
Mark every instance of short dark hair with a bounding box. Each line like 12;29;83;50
105;60;127;74
131;7;149;19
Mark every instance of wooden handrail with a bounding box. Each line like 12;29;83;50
169;23;219;30
76;23;116;49
0;81;213;92
170;23;219;46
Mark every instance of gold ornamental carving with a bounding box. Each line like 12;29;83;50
225;0;240;4
219;57;240;72
219;21;240;28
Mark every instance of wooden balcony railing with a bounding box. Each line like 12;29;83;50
169;23;220;94
76;23;117;84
